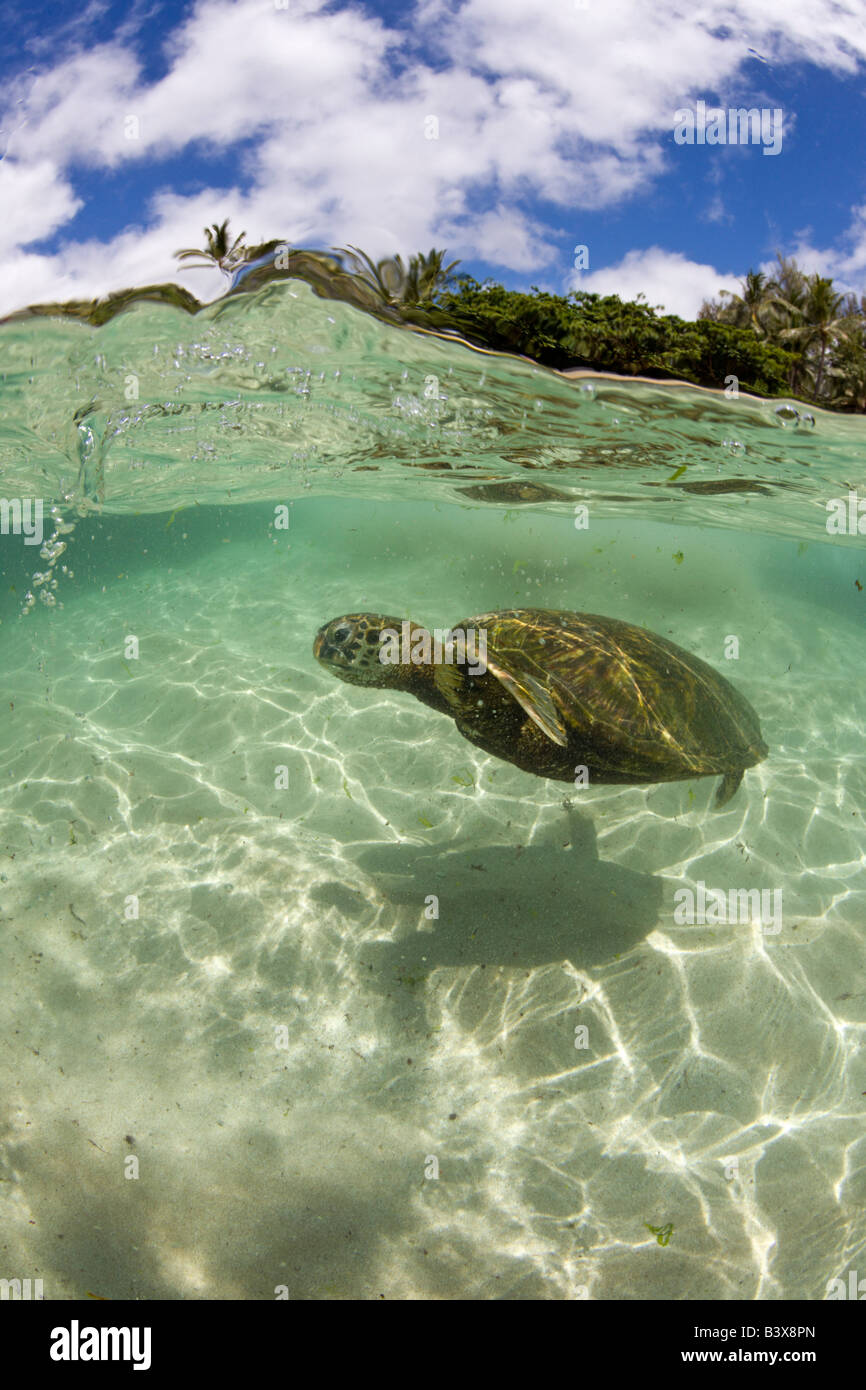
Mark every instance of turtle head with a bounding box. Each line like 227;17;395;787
314;613;466;717
314;613;420;688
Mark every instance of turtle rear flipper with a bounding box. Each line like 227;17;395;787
714;768;744;810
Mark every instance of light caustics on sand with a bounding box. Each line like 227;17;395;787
0;281;864;1300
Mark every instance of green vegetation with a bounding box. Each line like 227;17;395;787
3;219;864;411
175;219;253;276
335;244;461;308
6;280;203;325
174;218;284;277
699;254;866;410
426;278;799;397
644;1221;674;1247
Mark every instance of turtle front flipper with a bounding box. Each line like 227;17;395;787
714;768;744;809
485;657;570;748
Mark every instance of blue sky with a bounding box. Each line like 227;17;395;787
1;0;865;318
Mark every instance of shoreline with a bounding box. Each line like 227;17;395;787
558;366;777;404
413;324;809;408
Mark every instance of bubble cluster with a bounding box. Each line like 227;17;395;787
21;506;76;617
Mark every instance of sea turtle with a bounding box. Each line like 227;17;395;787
313;608;768;808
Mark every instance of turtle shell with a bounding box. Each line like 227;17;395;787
444;608;767;795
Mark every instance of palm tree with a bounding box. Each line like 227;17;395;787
336;245;408;303
335;245;460;307
175;220;250;277
405;248;462;303
767;254;808;318
825;329;866;412
778;274;859;399
718;269;777;335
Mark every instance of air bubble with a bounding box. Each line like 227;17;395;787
774;404;799;427
722;439;745;456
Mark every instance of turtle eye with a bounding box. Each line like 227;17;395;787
332;624;352;644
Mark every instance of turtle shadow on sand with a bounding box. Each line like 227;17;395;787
356;803;663;976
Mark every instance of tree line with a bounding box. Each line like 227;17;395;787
6;219;864;411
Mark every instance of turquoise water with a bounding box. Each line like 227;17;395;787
1;279;864;1300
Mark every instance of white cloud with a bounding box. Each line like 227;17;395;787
449;208;557;270
768;207;866;296
0;159;81;255
573;248;742;318
0;0;864;314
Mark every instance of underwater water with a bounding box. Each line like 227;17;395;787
0;278;864;1301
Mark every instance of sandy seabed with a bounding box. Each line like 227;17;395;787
1;498;864;1300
